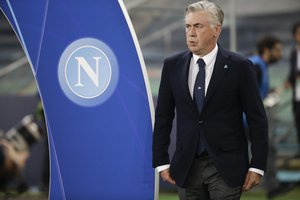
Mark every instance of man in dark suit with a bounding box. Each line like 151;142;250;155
152;1;268;199
286;21;300;157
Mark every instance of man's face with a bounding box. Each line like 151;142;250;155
294;26;300;45
269;43;282;64
185;11;221;56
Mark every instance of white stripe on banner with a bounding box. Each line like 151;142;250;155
35;0;49;74
118;1;158;200
47;122;67;200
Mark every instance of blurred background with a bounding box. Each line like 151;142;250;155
1;0;300;199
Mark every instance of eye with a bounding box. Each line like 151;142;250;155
186;24;191;29
195;24;204;29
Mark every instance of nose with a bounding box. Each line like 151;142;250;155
187;27;196;37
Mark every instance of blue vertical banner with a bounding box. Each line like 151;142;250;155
0;0;157;199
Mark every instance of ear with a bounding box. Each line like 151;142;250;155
213;24;222;38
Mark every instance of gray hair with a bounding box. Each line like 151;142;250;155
185;0;224;26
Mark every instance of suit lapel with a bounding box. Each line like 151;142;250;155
204;47;230;106
177;51;199;113
176;48;231;116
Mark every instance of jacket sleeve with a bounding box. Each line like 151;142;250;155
152;59;175;168
239;59;268;171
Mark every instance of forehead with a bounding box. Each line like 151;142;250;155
185;11;210;24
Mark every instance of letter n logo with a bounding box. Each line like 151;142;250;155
58;38;119;106
75;57;100;87
63;45;112;99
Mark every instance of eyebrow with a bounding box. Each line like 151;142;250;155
186;23;204;26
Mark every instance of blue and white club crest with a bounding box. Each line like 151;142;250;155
58;38;119;106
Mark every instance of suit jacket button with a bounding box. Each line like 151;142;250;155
198;120;203;124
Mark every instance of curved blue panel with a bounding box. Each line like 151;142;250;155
0;0;156;199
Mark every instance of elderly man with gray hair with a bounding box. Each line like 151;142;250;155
152;1;268;199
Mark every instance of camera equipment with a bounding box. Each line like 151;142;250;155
0;114;43;152
0;114;44;193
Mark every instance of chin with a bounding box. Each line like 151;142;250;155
190;49;200;55
188;46;197;53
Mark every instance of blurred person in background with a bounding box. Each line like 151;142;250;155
285;21;300;158
249;35;295;199
152;1;268;199
249;36;282;100
0;106;47;194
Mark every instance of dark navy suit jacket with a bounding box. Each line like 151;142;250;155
152;47;268;187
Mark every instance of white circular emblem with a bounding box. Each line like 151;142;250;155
58;38;119;107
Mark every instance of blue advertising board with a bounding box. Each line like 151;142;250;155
0;0;157;199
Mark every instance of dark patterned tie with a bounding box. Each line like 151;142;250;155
194;58;206;155
194;58;206;114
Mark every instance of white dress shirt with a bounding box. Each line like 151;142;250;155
157;45;264;176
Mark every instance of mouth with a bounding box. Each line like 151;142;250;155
188;41;196;46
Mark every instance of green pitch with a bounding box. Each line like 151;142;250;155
159;186;300;200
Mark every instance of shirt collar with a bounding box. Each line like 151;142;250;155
192;44;218;68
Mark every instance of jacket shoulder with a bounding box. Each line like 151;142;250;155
221;48;254;71
164;51;190;64
223;48;250;64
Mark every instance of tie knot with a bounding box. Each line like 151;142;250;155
197;58;206;68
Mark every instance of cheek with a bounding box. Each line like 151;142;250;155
198;31;213;41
